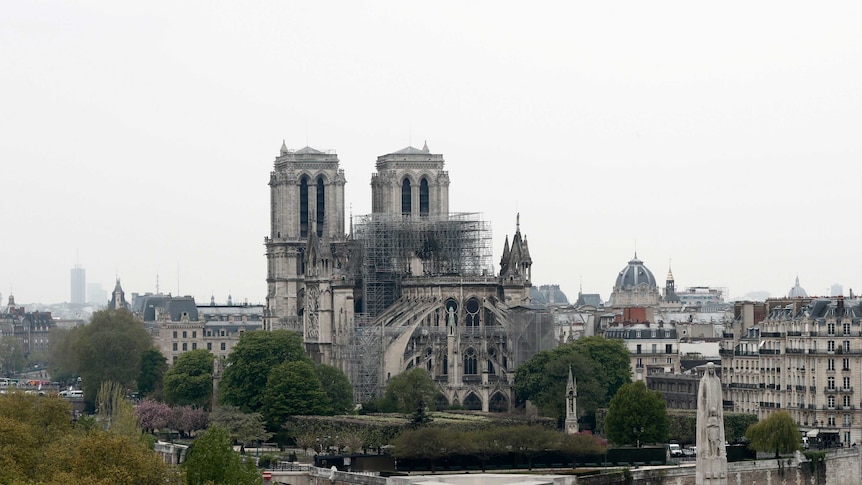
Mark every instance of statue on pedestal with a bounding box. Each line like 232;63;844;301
696;362;727;484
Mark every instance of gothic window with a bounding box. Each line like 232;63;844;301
487;347;496;375
316;177;325;237
419;178;429;217
300;176;309;237
445;299;458;326
465;298;480;327
464;348;478;375
401;178;412;216
443;355;448;375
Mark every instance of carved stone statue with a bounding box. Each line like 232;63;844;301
696;363;727;484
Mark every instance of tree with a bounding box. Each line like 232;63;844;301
0;336;26;377
219;330;308;413
392;426;455;472
724;413;759;444
47;326;79;385
138;349;168;399
605;381;669;446
315;364;354;415
184;426;262;485
209;405;272;450
262;360;330;427
745;411;800;458
73;309;155;406
164;349;214;410
513;336;631;425
136;399;173;434
96;381;141;438
379;367;439;414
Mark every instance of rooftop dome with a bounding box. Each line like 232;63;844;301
788;276;809;298
615;253;657;289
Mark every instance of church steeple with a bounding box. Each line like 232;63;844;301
565;366;579;434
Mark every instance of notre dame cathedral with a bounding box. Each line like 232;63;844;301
264;142;548;412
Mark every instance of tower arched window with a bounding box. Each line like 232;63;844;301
443;355;448;375
401;178;412;216
316;177;325;237
419;178;430;217
465;298;480;327
299;176;309;238
464;348;478;375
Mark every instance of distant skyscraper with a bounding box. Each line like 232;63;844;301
70;265;86;305
831;284;844;297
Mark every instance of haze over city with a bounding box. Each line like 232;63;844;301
2;1;860;306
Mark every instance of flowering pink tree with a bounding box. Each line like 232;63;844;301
172;405;209;438
135;398;172;434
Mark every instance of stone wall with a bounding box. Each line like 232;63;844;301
579;448;861;485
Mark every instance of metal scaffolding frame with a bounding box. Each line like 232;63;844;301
348;212;495;402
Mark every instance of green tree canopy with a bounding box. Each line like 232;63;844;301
209;405;273;448
219;330;308;413
73;309;155;405
183;426;262;485
315;364;354;415
262;360;330;427
513;336;631;422
745;411;800;458
164;349;215;410
138;349;168;399
605;380;669;446
0;336;26;377
47;326;80;385
379;367;439;414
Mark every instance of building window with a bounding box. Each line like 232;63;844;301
844;341;851;352
173;331;177;338
464;348;478;375
192;331;197;338
192;343;197;350
843;358;850;371
401;178;412;216
844;323;851;336
844;395;851;408
652;344;657;354
173;356;177;363
300;176;309;238
172;343;177;351
487;347;496;375
828;415;836;426
207;343;212;350
182;331;187;338
419;178;430;217
844;414;852;427
443;355;448;375
828;323;835;335
828;341;835;352
316;177;325;236
666;344;673;354
465;298;480;327
636;344;642;354
828;377;836;390
220;342;226;351
182;343;187;351
828;396;836;408
828;359;835;371
844;376;851;390
667;357;673;364
636;358;643;368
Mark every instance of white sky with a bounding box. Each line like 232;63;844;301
2;1;860;305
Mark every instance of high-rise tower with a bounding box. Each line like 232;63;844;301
70;265;86;305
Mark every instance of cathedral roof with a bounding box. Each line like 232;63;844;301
295;146;325;155
614;254;657;289
390;145;431;155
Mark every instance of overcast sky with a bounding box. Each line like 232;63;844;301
2;1;860;306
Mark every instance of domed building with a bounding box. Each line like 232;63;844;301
788;276;809;298
609;253;662;308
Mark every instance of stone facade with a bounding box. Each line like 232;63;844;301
263;142;541;410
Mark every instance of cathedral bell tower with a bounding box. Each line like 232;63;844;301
265;143;346;331
370;142;449;218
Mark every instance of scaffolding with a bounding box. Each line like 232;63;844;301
348;212;495;402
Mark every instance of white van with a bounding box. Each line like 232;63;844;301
59;390;84;399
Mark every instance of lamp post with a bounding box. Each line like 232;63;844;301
633;426;644;448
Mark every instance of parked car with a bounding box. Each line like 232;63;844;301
683;446;696;457
667;443;683;457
